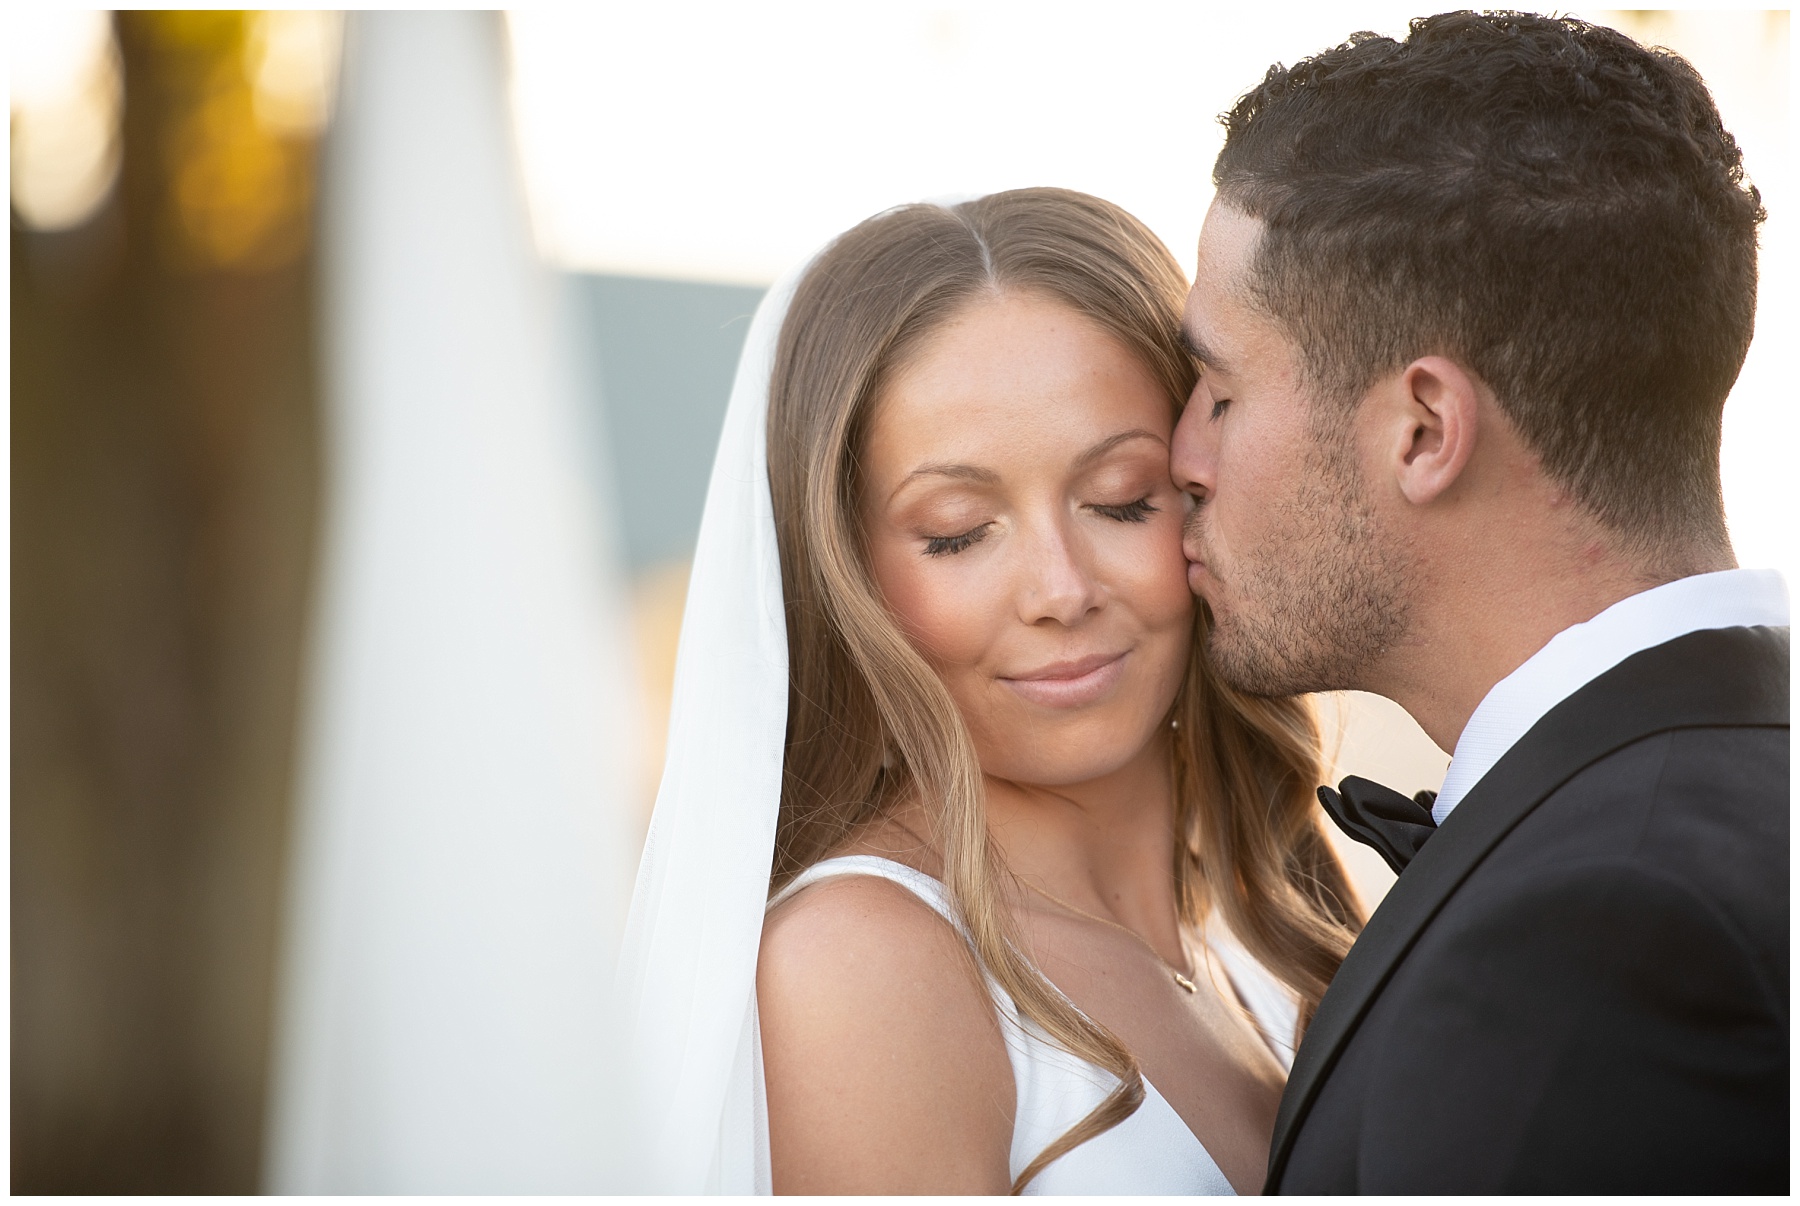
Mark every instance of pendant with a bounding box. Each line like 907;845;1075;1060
1172;972;1197;993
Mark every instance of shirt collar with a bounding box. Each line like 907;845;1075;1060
1432;568;1790;824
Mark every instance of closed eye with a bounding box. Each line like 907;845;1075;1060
923;522;992;557
1210;396;1230;420
1088;497;1158;523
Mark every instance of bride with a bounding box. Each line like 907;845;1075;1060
618;188;1360;1194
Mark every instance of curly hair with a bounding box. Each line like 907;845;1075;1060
1213;11;1765;560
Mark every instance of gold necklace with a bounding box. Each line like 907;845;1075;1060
1025;880;1199;993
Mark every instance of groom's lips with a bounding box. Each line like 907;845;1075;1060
1183;534;1220;597
1000;652;1127;708
1181;527;1209;573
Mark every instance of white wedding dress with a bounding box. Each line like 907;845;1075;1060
615;211;1298;1194
771;855;1296;1195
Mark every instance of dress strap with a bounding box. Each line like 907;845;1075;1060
769;855;963;933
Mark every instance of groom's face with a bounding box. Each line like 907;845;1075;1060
1170;203;1410;697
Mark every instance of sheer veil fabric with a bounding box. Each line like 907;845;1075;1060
614;263;808;1193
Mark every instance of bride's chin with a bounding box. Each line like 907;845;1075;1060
976;717;1170;790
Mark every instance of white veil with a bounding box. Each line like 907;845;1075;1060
613;260;810;1193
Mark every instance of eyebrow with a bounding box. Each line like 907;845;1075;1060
1181;326;1230;375
889;461;1001;503
1072;428;1167;471
888;429;1166;503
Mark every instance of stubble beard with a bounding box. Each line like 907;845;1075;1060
1190;436;1412;698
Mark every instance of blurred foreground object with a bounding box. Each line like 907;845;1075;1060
10;10;123;230
245;10;340;138
264;12;639;1192
12;12;326;1192
154;10;337;271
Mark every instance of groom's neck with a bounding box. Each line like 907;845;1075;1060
1367;501;1735;755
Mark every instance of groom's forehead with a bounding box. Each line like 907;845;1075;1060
1184;205;1266;368
1179;293;1230;375
1196;202;1262;278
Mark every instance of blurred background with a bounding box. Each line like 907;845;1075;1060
11;7;1790;1193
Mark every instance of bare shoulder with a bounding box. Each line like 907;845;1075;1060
757;873;1015;1194
758;874;986;1038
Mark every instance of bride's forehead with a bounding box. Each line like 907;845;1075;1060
895;290;1121;374
865;302;1168;452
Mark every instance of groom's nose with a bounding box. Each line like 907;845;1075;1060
1171;381;1218;504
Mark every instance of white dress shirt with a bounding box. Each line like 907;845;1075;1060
1433;568;1790;824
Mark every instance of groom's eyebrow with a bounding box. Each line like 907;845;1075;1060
1182;328;1229;374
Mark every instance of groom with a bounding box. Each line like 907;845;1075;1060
1171;12;1787;1193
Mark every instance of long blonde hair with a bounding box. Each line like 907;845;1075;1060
766;188;1360;1192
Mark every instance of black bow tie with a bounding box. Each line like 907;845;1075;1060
1317;776;1440;874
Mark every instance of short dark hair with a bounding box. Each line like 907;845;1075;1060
1214;10;1764;552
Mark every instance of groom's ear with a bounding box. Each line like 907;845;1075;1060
1375;355;1483;508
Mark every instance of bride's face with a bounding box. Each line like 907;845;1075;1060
861;290;1193;788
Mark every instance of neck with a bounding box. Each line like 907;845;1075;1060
983;731;1184;949
1369;512;1735;753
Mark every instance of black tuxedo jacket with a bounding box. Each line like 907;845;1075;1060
1268;625;1789;1193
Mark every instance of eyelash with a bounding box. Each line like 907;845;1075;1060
1210;397;1230;420
1090;497;1158;523
920;498;1158;557
923;524;992;557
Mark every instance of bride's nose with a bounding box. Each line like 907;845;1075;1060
1016;518;1101;627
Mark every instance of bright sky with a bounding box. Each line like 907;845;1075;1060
509;3;1426;283
505;6;1792;578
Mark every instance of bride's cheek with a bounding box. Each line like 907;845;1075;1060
1109;516;1192;617
874;557;997;671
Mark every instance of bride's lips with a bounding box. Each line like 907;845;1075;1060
1000;652;1127;708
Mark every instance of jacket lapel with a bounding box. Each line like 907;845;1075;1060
1265;625;1788;1189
